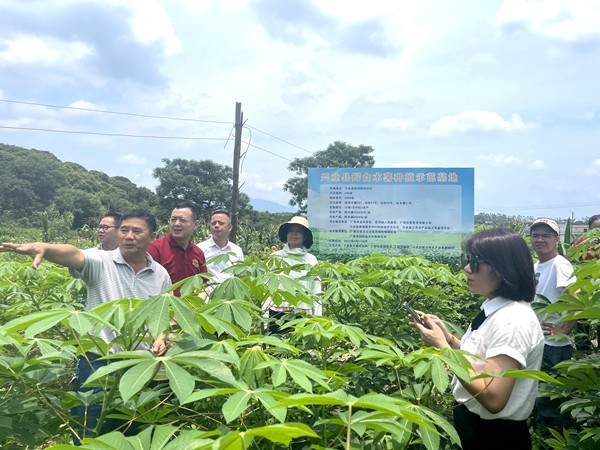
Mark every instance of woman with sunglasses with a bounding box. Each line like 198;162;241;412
411;228;544;450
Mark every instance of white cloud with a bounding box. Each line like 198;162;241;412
497;0;600;43
467;52;499;66
390;161;433;168
241;172;285;193
430;110;536;137
182;0;213;15
530;159;546;169
364;92;407;104
477;153;524;166
122;0;182;55
593;159;600;168
62;100;105;116
376;118;416;131
476;153;548;169
0;35;92;65
0;117;34;128
118;154;147;165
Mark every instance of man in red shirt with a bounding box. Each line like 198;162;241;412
148;201;207;291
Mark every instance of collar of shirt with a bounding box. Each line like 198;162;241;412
481;296;513;318
167;233;194;251
207;236;231;250
112;248;156;272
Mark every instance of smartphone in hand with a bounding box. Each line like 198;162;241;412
403;302;429;328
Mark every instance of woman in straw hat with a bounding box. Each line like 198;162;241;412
265;216;322;331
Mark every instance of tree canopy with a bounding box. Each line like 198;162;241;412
153;158;252;221
283;141;375;212
0;144;157;228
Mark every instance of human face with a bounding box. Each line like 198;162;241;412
286;224;305;249
210;213;232;241
463;254;501;299
530;225;559;262
118;217;156;259
169;208;198;243
97;216;118;250
590;219;600;230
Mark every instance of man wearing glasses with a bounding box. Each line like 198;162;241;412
147;201;207;290
69;213;122;279
96;212;121;251
530;218;576;426
198;210;244;285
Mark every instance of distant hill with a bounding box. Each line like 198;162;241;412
251;198;296;213
0;143;157;227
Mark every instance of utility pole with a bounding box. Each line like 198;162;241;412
230;102;242;243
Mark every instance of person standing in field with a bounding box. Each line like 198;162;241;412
198;210;244;286
0;209;172;444
529;218;577;426
264;216;322;333
95;212;121;251
147;201;207;292
411;228;544;450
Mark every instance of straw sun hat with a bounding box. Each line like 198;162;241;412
278;216;313;249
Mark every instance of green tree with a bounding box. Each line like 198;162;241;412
0;144;159;227
0;144;63;214
283;141;375;212
152;158;252;220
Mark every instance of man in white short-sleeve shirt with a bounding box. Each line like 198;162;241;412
530;218;576;426
198;210;244;285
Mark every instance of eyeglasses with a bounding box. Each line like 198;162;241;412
97;225;115;231
461;253;487;273
530;233;556;240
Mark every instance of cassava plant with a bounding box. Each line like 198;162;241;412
0;250;561;449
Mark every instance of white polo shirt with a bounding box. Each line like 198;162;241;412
453;297;544;420
81;248;172;346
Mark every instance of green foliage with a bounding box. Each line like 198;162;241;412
283;141;375;212
1;247;597;449
0;253;468;449
152;158;253;221
0;144;157;228
528;236;600;449
474;212;535;228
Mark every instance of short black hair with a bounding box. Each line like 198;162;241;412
174;201;200;221
212;210;231;219
102;212;122;228
121;209;158;234
588;214;600;229
463;228;536;302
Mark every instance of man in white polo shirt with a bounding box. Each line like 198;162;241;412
198;210;244;287
0;209;171;442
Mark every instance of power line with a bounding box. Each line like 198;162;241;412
0;98;232;125
1;99;317;157
241;139;294;162
0;98;308;163
245;124;315;155
0;125;230;141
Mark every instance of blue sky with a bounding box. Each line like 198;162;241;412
1;0;599;220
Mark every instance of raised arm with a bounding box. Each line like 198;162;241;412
0;242;85;271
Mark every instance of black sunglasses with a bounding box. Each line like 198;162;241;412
461;253;487;273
